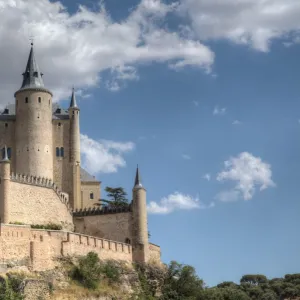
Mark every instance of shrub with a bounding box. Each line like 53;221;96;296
71;252;101;289
9;222;25;226
101;260;121;284
30;223;62;230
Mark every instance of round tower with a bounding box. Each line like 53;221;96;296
14;43;53;179
132;166;149;262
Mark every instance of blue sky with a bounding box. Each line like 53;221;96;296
1;0;300;287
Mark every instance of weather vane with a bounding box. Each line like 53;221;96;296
29;33;35;46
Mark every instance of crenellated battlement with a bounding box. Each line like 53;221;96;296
10;172;72;214
72;205;132;217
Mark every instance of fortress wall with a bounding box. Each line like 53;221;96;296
8;181;73;231
73;212;132;244
0;120;16;172
0;225;132;271
149;243;161;265
81;181;101;208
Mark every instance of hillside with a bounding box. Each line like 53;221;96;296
0;252;299;300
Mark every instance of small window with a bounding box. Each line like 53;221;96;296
5;123;8;128
58;122;61;127
25;97;28;103
56;147;60;157
38;97;41;103
60;147;64;157
7;148;11;159
125;238;131;245
90;192;94;200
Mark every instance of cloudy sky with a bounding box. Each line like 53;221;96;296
2;0;300;286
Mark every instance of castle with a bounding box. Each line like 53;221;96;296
0;44;160;270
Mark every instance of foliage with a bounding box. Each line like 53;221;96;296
98;187;129;209
0;275;24;300
100;260;121;284
9;222;25;226
71;252;102;289
30;223;62;230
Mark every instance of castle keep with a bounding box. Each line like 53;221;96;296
0;44;160;269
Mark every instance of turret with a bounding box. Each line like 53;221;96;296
0;146;11;223
132;166;149;262
68;88;81;209
14;43;53;179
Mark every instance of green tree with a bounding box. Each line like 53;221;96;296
98;187;129;209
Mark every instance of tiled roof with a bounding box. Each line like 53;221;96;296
80;167;99;182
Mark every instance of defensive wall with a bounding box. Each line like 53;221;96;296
3;173;73;231
0;224;132;271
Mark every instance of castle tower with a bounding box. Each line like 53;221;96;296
14;43;53;179
0;146;11;223
132;166;149;262
68;88;81;209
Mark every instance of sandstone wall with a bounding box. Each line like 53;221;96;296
0;224;132;272
81;181;101;208
149;243;161;265
8;180;73;230
73;212;132;244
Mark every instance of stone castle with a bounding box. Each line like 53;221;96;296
0;44;160;271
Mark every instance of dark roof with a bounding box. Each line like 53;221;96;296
134;165;143;189
80;167;99;182
69;87;78;109
15;44;52;96
0;103;69;121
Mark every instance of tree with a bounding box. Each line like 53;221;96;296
97;186;129;209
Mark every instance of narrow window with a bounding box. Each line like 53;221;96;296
90;192;94;200
5;123;8;128
25;97;28;103
60;147;64;157
38;97;41;103
125;238;131;245
58;122;61;127
56;147;60;157
7;148;11;159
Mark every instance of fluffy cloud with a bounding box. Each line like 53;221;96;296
232;120;242;125
216;152;275;202
0;0;214;106
213;106;226;116
80;134;135;174
179;0;300;52
147;192;214;214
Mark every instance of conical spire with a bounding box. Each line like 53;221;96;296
20;42;45;89
1;145;9;162
134;165;143;189
69;87;78;109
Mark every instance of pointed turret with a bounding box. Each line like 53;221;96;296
14;43;52;96
69;87;79;109
1;145;9;163
134;165;143;189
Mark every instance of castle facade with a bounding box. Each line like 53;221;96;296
0;44;160;269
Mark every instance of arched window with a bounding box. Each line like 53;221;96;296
7;148;11;159
58;122;61;127
60;147;64;157
5;123;8;128
56;147;60;157
90;192;94;200
38;97;41;103
25;97;28;103
125;238;131;245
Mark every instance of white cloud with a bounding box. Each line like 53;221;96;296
202;173;211;181
0;0;214;106
213;106;226;116
147;192;213;214
182;154;191;160
80;134;135;174
193;100;199;107
216;152;275;202
179;0;300;52
232;120;242;125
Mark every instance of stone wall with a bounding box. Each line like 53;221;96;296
149;243;161;265
81;181;101;208
8;178;73;231
0;224;132;272
73;211;132;244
